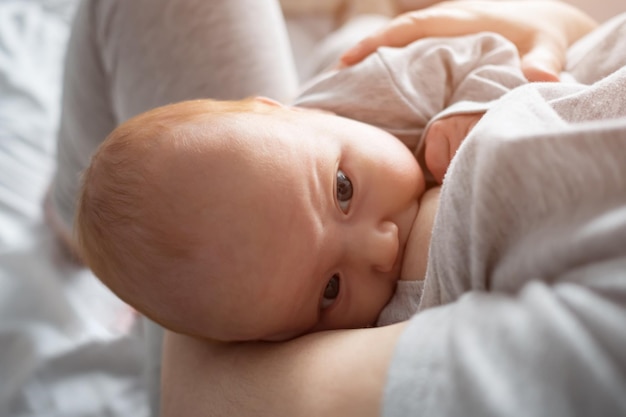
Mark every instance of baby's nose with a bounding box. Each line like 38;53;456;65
354;220;399;273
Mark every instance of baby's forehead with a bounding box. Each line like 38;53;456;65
201;110;326;164
159;108;338;214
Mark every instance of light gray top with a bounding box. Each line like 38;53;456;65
385;15;626;417
296;13;626;417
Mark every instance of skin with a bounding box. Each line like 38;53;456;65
158;103;443;416
400;185;440;280
425;113;482;183
161;322;409;417
149;99;426;341
339;0;597;82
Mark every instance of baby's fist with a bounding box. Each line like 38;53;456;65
424;113;482;184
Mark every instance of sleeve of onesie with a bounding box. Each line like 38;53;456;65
292;32;527;154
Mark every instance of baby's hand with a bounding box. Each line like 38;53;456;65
424;113;482;184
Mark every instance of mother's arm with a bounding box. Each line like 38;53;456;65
339;0;598;82
160;322;408;417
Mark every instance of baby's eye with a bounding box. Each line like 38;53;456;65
321;274;340;309
336;169;353;213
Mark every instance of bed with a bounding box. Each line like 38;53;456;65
1;0;623;416
0;1;147;415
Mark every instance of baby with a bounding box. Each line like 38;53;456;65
77;31;528;342
77;97;432;341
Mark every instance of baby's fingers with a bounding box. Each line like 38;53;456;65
424;120;452;184
424;114;482;184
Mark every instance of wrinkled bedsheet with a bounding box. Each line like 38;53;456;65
0;1;147;416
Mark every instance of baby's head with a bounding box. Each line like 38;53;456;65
77;98;425;341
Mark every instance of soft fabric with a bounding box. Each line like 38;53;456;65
0;1;147;416
294;31;528;171
377;280;424;326
384;14;626;417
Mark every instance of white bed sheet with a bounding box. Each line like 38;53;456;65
1;0;623;416
0;1;147;416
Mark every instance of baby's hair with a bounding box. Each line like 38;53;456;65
75;98;277;330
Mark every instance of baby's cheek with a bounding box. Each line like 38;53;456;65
396;154;424;198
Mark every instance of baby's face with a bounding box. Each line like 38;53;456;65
164;103;425;341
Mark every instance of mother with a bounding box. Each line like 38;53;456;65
46;0;623;416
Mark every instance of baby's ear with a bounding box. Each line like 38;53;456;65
253;96;284;107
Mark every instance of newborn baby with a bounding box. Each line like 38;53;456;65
77;31;525;341
77;97;435;341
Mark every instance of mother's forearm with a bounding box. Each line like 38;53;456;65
160;322;408;417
